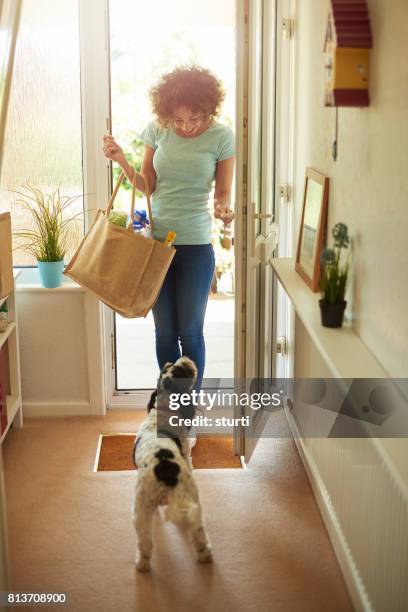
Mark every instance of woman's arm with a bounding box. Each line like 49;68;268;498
103;135;156;195
214;156;236;224
140;145;157;195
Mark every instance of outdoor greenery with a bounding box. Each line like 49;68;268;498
320;222;351;304
112;136;145;195
109;19;236;288
12;184;84;262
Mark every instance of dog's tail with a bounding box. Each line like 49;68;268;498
165;486;201;529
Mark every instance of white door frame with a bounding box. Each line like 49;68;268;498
233;0;247;390
84;0;241;410
79;0;296;414
79;0;114;415
234;0;277;459
233;0;296;457
275;0;296;381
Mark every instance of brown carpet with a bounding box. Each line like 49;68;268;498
2;410;353;612
96;434;242;471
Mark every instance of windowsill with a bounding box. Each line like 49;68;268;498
14;267;84;292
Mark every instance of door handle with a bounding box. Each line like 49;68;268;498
253;212;273;219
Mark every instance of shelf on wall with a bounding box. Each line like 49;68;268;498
0;395;20;444
0;322;16;351
272;257;408;503
271;257;388;379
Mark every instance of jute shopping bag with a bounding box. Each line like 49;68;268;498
0;212;14;299
64;172;175;317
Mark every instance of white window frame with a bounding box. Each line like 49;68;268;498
79;0;151;411
79;0;113;413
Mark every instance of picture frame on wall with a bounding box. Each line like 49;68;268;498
295;168;329;292
0;0;22;176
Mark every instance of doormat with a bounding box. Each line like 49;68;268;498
95;433;242;471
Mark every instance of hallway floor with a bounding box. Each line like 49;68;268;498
3;410;352;612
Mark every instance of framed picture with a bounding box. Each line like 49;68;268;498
295;168;329;291
0;0;22;176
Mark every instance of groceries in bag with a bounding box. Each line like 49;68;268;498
108;210;129;228
64;171;175;318
133;209;151;237
164;231;176;247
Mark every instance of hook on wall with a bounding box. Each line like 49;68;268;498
332;107;338;161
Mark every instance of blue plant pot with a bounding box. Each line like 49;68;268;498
37;260;65;288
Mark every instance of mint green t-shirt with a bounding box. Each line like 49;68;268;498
139;121;235;245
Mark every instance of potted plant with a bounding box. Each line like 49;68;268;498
12;183;83;288
319;222;350;328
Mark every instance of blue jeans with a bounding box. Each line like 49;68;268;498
152;244;215;391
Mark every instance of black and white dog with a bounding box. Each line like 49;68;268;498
133;357;212;572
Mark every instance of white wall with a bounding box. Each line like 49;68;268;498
18;290;89;408
292;0;408;377
289;5;408;607
15;270;105;416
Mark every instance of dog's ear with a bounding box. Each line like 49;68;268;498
173;357;198;381
161;362;173;374
147;389;157;412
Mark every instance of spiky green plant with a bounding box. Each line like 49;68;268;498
320;222;351;304
12;183;84;262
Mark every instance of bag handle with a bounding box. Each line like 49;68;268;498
106;171;125;215
106;171;154;235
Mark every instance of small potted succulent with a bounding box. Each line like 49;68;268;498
319;222;350;328
12;184;83;288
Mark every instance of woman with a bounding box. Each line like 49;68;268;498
103;66;235;391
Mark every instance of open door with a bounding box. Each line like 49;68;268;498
234;0;279;462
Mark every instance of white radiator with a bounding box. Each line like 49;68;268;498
287;404;408;612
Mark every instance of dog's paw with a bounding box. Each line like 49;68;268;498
197;545;213;564
135;555;151;572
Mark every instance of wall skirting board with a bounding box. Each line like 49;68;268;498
22;401;91;418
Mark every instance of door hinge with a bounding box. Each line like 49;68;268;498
241;302;246;331
111;333;115;370
279;183;290;204
276;336;287;356
281;18;293;40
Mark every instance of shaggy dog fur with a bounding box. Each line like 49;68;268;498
133;357;213;572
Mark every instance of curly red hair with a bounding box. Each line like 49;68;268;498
149;66;225;128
